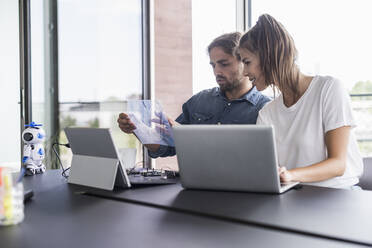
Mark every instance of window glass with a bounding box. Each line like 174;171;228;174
29;0;144;168
0;0;21;171
192;0;237;94
31;0;45;126
57;0;143;167
252;0;372;156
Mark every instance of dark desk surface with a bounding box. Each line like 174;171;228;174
86;174;372;246
1;170;368;248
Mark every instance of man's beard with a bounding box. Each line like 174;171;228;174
218;78;241;93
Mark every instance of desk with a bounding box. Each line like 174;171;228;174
87;176;372;246
0;170;370;248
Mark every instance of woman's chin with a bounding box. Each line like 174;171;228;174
254;83;267;91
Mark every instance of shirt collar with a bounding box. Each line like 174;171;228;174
212;86;261;105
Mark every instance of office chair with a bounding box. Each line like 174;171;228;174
359;157;372;190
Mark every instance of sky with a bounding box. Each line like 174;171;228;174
31;0;143;103
192;0;236;94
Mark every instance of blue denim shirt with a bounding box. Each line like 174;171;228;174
149;86;271;158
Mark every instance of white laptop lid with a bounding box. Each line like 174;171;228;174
173;125;296;193
65;127;131;190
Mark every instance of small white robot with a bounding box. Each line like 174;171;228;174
22;122;46;175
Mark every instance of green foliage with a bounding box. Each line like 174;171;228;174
105;96;120;101
358;141;372;157
60;115;77;130
127;135;137;148
127;93;142;100
351;80;372;94
111;129;137;149
87;117;99;128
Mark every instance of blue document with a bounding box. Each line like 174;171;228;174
127;100;175;147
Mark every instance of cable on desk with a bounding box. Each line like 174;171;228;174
126;167;178;179
52;143;70;178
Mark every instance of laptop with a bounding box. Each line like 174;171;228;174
172;125;299;194
64;127;177;190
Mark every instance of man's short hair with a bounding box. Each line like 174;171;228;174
207;32;242;60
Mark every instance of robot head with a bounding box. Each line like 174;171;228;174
22;122;45;144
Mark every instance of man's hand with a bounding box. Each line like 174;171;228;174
151;111;177;147
117;113;161;153
117;113;136;134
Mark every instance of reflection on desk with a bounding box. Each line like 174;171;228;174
88;174;372;246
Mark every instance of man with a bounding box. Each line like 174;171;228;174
117;32;271;158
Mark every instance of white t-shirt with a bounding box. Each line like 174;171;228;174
257;75;363;188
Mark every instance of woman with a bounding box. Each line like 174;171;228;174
238;14;363;188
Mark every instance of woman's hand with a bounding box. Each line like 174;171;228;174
279;166;294;183
278;126;351;183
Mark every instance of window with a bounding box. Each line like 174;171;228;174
57;0;143;167
30;0;144;169
0;0;20;171
192;0;238;94
252;0;372;156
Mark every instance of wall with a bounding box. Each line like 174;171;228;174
154;0;193;170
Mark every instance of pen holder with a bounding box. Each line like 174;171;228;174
0;167;24;226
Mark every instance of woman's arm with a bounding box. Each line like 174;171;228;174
280;126;350;183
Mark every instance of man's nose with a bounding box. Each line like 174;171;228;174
243;67;249;77
214;66;222;76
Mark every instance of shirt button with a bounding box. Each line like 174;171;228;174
217;122;221;125
198;118;201;121
227;103;231;106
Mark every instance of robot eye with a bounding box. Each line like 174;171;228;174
23;132;34;142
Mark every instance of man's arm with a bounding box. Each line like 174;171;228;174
117;113;160;152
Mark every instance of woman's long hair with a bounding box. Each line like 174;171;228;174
239;14;300;101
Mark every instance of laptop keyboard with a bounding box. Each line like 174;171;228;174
280;182;292;187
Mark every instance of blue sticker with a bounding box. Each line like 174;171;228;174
38;148;44;155
22;156;29;163
25;122;42;128
37;133;44;139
